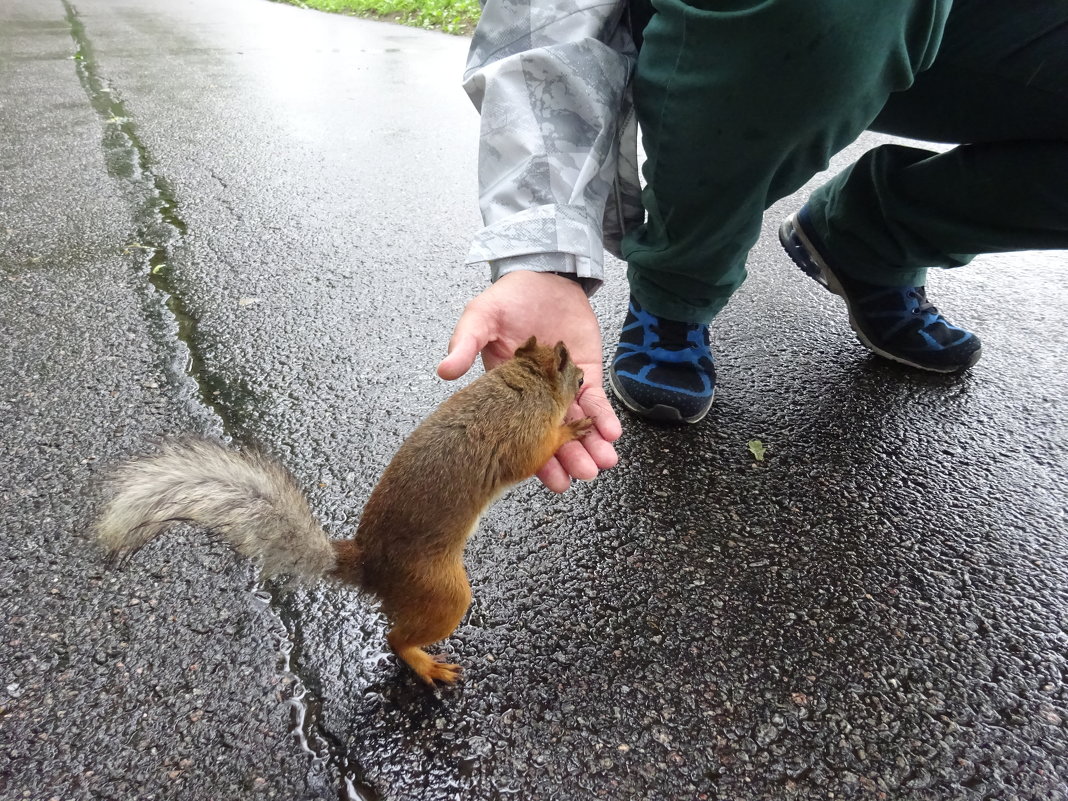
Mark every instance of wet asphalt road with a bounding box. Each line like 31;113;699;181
2;0;1067;799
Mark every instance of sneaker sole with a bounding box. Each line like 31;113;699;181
607;368;714;424
779;214;981;374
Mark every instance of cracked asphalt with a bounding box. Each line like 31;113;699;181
1;0;1066;799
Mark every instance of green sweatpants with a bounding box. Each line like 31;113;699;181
621;0;1068;324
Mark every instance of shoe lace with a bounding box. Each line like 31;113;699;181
907;287;937;317
862;286;937;317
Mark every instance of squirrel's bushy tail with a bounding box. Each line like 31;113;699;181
95;438;338;582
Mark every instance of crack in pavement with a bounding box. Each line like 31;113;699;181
60;3;376;798
61;0;225;429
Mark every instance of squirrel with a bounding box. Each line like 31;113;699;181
95;337;591;685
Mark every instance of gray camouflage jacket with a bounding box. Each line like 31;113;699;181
462;0;643;295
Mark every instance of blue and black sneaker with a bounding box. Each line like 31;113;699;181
608;298;716;423
779;206;981;373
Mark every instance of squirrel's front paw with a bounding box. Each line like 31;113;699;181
566;417;595;439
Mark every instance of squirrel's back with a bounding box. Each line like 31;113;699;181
355;357;565;557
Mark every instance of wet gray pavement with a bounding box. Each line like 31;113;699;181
2;0;1067;799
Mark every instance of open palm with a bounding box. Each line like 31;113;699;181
438;271;622;492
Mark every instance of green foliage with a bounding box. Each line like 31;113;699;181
274;0;481;35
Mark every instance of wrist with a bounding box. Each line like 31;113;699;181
490;255;599;297
497;270;595;303
550;270;586;286
497;269;589;297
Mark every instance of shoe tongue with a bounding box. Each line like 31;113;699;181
656;319;695;349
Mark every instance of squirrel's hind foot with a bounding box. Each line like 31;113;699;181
395;646;461;685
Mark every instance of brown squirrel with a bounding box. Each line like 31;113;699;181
95;337;591;685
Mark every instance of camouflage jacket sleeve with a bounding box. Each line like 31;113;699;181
462;0;643;295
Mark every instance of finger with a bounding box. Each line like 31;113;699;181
554;439;599;482
578;388;622;443
438;300;499;381
580;427;619;471
563;398;618;471
437;330;485;381
535;456;572;494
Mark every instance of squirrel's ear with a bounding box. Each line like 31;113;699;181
514;336;539;358
553;341;571;371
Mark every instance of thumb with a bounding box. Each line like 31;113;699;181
437;306;494;381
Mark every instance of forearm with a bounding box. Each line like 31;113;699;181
463;0;638;290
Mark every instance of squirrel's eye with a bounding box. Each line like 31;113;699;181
578;377;584;387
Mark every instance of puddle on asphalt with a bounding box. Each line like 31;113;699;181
253;588;381;801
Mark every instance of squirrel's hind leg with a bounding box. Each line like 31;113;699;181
384;565;471;685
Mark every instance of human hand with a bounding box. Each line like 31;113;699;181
437;271;622;493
